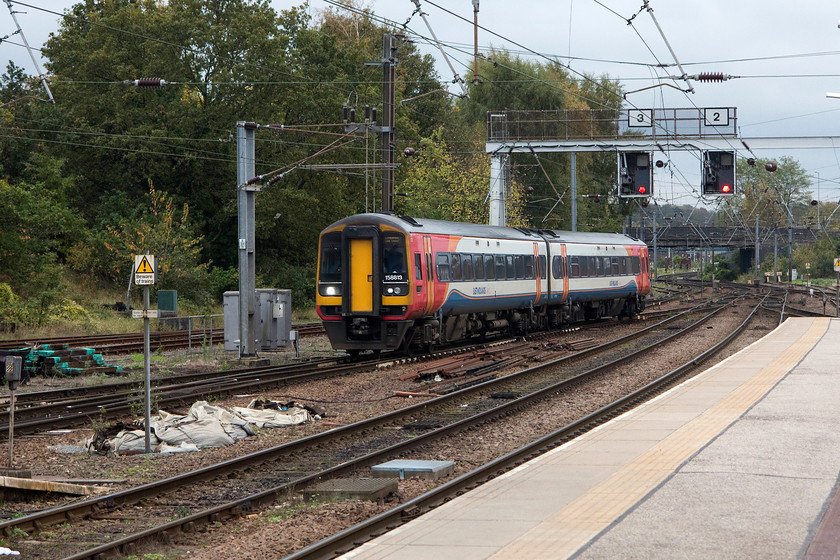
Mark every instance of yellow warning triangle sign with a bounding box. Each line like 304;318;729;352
137;256;154;274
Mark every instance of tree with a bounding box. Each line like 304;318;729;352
400;127;528;226
733;156;811;228
452;50;624;230
103;181;210;304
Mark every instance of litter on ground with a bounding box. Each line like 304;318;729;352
84;399;319;455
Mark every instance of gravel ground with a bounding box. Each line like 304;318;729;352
0;290;794;557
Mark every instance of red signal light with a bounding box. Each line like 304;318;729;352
637;185;647;194
721;184;731;194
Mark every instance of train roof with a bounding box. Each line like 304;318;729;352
324;213;646;247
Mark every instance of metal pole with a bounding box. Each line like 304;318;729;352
489;154;507;226
570;152;577;232
237;122;257;357
4;0;54;103
774;232;778;282
817;172;821;228
143;284;151;454
7;390;14;467
711;245;716;289
788;206;793;283
755;214;760;282
653;218;658;280
188;317;192;354
472;0;480;84
381;34;396;213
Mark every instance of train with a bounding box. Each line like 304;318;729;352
316;213;651;356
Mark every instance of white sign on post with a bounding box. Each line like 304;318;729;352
704;108;730;127
627;109;653;128
134;254;156;285
834;257;840;272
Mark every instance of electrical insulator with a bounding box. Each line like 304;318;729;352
364;105;371;122
371;106;377;124
695;72;727;82
350;107;356;123
342;104;348;123
133;77;167;88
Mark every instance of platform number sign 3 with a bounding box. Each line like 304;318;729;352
628;109;653;128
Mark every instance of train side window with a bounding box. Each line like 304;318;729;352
496;256;506;279
538;255;546;279
514;255;524;279
524;255;534;279
474;254;485;280
552;256;562;279
415;253;422;280
484;255;495;280
569;256;580;278
619;257;627;275
595;257;604;277
462;254;474;281
610;257;619;275
632;256;641;275
506;255;516;279
436;253;450;282
451;253;462;281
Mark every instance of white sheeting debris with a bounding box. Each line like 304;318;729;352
88;400;314;456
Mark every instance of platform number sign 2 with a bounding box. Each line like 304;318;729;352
704;108;729;127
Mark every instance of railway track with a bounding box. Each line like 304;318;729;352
287;292;772;560
0;322;326;355
1;292;763;559
0;301;702;439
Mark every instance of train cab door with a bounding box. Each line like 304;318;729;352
421;235;435;314
342;226;380;315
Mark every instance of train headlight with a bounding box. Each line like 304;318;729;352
387;287;395;294
320;284;342;296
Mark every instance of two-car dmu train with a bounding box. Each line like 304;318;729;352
316;213;651;356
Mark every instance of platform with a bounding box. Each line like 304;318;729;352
338;317;840;559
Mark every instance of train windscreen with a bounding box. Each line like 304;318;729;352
382;232;408;280
318;232;342;296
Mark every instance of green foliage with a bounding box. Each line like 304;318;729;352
454;50;625;230
209;266;239;302
700;256;737;282
103;181;210;304
400;127;528;226
731;156;812;227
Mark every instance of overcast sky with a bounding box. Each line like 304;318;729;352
4;0;840;208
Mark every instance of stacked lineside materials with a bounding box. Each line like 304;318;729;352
25;344;123;378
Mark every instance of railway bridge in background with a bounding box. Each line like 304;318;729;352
625;225;840;273
625;225;828;249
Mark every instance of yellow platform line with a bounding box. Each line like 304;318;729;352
490;318;830;560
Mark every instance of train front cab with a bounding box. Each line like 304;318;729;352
316;224;414;353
